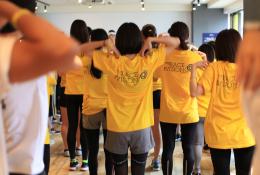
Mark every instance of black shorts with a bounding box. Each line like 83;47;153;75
153;90;161;109
60;87;67;107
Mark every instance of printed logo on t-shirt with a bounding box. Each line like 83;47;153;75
115;70;148;87
216;75;239;89
163;62;192;73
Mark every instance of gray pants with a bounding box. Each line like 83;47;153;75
193;117;205;173
105;127;154;155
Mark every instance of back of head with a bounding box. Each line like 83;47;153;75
141;24;157;38
0;0;36;34
90;28;108;79
168;21;189;50
215;29;241;63
116;22;143;55
70;19;90;44
91;28;108;42
141;24;158;49
199;44;215;63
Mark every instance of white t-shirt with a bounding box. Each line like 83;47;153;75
0;34;16;95
3;76;48;174
0;34;17;175
242;89;260;175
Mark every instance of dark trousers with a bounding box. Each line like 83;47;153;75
85;129;113;175
210;146;255;175
160;122;197;175
66;95;88;160
110;152;148;175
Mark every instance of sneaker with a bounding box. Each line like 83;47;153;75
69;159;79;171
175;134;182;142
80;160;89;171
64;149;70;157
192;172;201;175
151;159;161;171
75;148;82;156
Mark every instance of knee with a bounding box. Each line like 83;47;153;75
111;153;128;167
131;153;148;166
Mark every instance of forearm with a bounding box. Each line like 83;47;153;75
190;66;198;97
148;36;180;48
80;40;105;54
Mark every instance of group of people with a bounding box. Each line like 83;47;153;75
1;0;260;175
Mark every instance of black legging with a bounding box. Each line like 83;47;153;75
85;129;113;175
43;144;50;175
160;122;197;175
66;95;88;160
210;146;255;175
110;152;148;175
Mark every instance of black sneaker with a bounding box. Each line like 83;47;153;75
69;159;79;171
151;159;161;171
80;160;89;171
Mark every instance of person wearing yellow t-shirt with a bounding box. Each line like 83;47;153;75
141;24;162;171
155;22;201;175
47;73;57;133
81;29;113;175
80;23;180;175
190;29;255;175
65;20;89;171
192;43;215;175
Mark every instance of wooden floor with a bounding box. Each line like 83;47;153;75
49;133;236;175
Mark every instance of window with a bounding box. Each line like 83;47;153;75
230;10;244;36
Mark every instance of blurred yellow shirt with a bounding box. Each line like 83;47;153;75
199;61;255;149
60;74;66;88
82;57;108;115
93;46;166;132
65;55;87;95
158;50;201;124
47;73;56;96
197;69;211;117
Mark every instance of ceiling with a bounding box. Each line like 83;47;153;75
43;0;210;6
38;0;242;13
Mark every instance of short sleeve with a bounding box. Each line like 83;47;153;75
93;50;118;74
198;64;214;93
0;35;17;94
150;45;166;69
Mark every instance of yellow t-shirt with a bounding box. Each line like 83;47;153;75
153;77;162;91
82;57;108;115
65;55;87;95
197;69;211;117
47;73;56;95
93;46;166;132
199;61;255;149
60;74;66;88
158;50;201;124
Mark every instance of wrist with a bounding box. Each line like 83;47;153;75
11;9;30;28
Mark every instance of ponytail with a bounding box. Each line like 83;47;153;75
90;60;102;79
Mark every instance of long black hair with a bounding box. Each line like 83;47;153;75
168;21;189;50
70;19;89;44
90;29;108;79
1;0;36;34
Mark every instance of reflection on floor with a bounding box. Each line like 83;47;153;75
49;133;236;175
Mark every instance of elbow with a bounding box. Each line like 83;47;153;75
55;40;79;60
190;92;197;98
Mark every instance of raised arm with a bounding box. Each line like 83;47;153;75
190;61;208;97
0;1;79;82
80;38;120;57
140;36;180;56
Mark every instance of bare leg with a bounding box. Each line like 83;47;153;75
60;106;68;149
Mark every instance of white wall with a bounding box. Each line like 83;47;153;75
39;11;191;35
